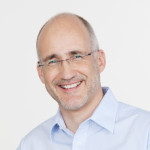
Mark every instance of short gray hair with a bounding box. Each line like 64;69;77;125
75;14;99;51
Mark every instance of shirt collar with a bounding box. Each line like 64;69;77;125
50;109;67;140
90;87;119;133
50;87;119;136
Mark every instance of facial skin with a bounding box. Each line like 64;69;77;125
37;15;105;112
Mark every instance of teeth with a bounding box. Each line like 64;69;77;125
60;82;81;89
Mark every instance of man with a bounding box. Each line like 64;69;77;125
17;13;150;150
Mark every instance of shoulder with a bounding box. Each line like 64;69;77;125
17;116;56;150
117;102;150;125
27;116;55;138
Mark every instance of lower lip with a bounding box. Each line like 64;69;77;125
59;81;82;92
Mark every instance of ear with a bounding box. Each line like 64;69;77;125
97;49;106;73
37;65;45;84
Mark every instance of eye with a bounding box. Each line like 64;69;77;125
74;54;82;59
48;59;57;65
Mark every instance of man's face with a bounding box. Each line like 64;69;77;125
37;17;105;111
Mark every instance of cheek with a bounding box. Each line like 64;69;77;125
42;70;57;86
87;62;100;82
85;61;99;74
76;65;96;83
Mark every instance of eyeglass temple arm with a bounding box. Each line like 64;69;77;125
37;61;44;67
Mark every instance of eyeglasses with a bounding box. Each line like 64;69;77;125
38;50;98;68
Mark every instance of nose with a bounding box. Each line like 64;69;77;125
58;59;76;80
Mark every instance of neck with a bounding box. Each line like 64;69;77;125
59;87;104;133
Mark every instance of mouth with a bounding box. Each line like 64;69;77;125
59;81;82;90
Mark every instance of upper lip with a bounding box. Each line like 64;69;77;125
58;81;82;86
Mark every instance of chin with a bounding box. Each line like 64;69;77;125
59;96;89;111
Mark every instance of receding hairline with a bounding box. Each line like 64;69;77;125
36;12;99;59
37;13;88;40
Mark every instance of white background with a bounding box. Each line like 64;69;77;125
0;0;150;149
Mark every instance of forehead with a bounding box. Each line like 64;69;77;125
37;15;91;59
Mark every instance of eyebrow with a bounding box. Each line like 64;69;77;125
42;50;85;62
43;54;58;62
69;50;85;55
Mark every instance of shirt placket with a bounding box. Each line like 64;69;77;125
72;121;90;150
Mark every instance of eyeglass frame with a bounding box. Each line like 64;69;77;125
37;50;99;68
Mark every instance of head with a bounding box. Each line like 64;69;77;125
36;13;106;111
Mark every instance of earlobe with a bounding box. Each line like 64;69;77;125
37;65;45;84
97;49;106;73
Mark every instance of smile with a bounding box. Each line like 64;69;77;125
59;82;81;89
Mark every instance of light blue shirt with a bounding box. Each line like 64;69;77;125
17;87;150;150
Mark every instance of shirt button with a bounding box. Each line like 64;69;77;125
77;141;82;147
